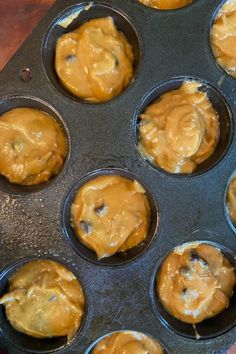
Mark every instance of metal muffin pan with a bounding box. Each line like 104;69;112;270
0;0;236;353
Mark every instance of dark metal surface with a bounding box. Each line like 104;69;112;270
0;0;236;353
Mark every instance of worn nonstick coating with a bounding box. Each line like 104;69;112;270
0;0;236;353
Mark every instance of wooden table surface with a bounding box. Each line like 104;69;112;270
0;0;55;71
0;1;236;353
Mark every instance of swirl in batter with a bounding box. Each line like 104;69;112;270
211;0;236;79
55;17;134;102
0;260;85;340
91;331;164;354
138;81;219;173
157;242;236;324
0;108;67;185
71;176;151;259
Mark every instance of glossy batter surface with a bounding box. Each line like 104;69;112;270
0;260;85;339
71;176;150;259
227;174;236;224
91;331;164;354
211;0;236;79
139;81;219;173
0;108;67;185
55;17;134;102
157;242;236;324
138;0;192;10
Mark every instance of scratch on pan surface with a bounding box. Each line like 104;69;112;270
58;2;94;28
217;74;226;88
193;324;201;339
111;305;124;324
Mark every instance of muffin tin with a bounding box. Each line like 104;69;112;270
0;0;236;353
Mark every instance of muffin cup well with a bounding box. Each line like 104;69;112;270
0;95;70;195
209;0;236;81
0;256;87;354
42;1;142;104
62;168;159;266
134;0;197;12
150;240;236;339
133;76;233;177
84;330;167;353
224;170;236;234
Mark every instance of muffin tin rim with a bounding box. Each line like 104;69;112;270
61;166;160;267
149;238;236;340
132;74;234;178
84;329;168;353
0;255;89;354
41;0;143;106
0;94;71;196
133;0;199;13
208;0;236;82
224;169;236;234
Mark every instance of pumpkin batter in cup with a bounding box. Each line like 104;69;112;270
138;0;192;10
55;17;134;102
0;107;67;185
91;331;164;354
211;0;236;79
0;260;85;340
138;81;219;174
71;176;150;260
226;174;236;225
157;242;236;324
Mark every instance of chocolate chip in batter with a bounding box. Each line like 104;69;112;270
65;54;77;63
182;288;188;295
180;266;190;275
48;295;57;302
12;141;23;153
190;251;200;262
94;204;108;217
190;251;208;266
79;220;93;234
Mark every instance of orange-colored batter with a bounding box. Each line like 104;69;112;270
139;81;219;173
91;331;164;354
55;17;134;102
138;0;192;10
157;242;236;324
227;174;236;224
211;0;236;79
71;176;150;259
0;260;85;340
0;108;67;185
